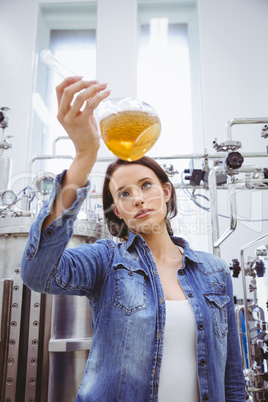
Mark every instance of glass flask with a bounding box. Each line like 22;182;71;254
40;49;76;78
97;97;161;161
40;50;161;161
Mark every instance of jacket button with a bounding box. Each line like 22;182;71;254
178;269;185;276
199;323;204;330
203;396;209;401
46;229;53;236
188;292;194;298
128;271;133;276
201;359;206;366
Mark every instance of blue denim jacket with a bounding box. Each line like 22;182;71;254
21;172;246;402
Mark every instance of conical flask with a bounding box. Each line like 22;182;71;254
97;97;161;161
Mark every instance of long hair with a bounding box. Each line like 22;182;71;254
102;156;177;239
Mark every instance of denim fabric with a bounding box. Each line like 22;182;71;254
21;172;246;402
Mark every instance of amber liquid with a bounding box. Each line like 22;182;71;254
99;110;161;161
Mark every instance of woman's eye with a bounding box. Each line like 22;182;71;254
119;191;129;198
142;181;151;190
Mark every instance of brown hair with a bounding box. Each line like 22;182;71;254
102;156;177;239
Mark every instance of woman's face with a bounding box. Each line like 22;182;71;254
109;164;171;236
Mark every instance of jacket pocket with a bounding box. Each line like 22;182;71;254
113;263;148;315
204;293;230;341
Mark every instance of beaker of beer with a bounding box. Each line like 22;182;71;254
97;98;161;161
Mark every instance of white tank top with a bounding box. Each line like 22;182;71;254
158;300;200;402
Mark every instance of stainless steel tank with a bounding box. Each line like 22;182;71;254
0;217;111;402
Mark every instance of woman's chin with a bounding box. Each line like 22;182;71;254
130;222;164;236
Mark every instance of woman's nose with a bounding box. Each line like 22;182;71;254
132;189;144;206
134;198;144;207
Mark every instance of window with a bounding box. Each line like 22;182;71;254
137;2;206;250
137;16;193;157
45;29;96;157
30;1;202;167
30;3;97;172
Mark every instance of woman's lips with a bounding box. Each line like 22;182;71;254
135;209;153;219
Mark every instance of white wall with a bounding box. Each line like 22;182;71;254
198;0;268;151
0;0;39;180
1;0;267;173
1;0;268;297
196;0;268;298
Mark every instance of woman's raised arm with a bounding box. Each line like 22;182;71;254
42;77;110;230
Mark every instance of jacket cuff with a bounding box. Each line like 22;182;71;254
25;170;90;259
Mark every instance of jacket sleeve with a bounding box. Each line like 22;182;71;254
225;267;246;401
20;171;112;298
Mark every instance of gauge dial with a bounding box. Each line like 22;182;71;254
34;173;55;201
37;177;54;195
2;190;17;207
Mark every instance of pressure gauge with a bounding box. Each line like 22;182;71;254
34;172;55;201
1;190;18;207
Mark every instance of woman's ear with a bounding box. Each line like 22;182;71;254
111;204;122;219
163;182;172;203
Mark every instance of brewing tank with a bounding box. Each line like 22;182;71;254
0;217;111;402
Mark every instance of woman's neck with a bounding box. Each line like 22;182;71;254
140;226;177;261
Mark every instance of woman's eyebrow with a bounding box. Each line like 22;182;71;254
115;185;127;194
115;177;152;194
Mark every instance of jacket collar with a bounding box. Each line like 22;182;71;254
124;231;203;264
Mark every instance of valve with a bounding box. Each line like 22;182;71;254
213;138;242;152
225;151;244;170
256;338;268;359
161;164;179;178
255;260;265;278
0;106;12;151
229;259;241;278
183;168;203;186
264;168;268;186
0;107;10;129
261;124;268;139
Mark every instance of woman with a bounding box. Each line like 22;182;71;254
21;78;245;401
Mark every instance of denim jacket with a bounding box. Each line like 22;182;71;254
21;172;246;402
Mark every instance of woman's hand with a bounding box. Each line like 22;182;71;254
42;77;110;230
56;77;110;157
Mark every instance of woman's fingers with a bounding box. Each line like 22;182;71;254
69;82;108;116
57;79;109;125
56;76;83;107
82;88;111;117
57;78;97;116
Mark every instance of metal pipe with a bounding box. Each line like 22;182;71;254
235;304;247;369
0;128;4;157
130;152;268;162
48;337;92;352
209;165;264;255
225;117;268;142
208;166;238;254
52;136;70;156
213;179;237;249
29;154;73;173
28;149;268;183
208;166;221;256
240;233;268;368
41;134;268;166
